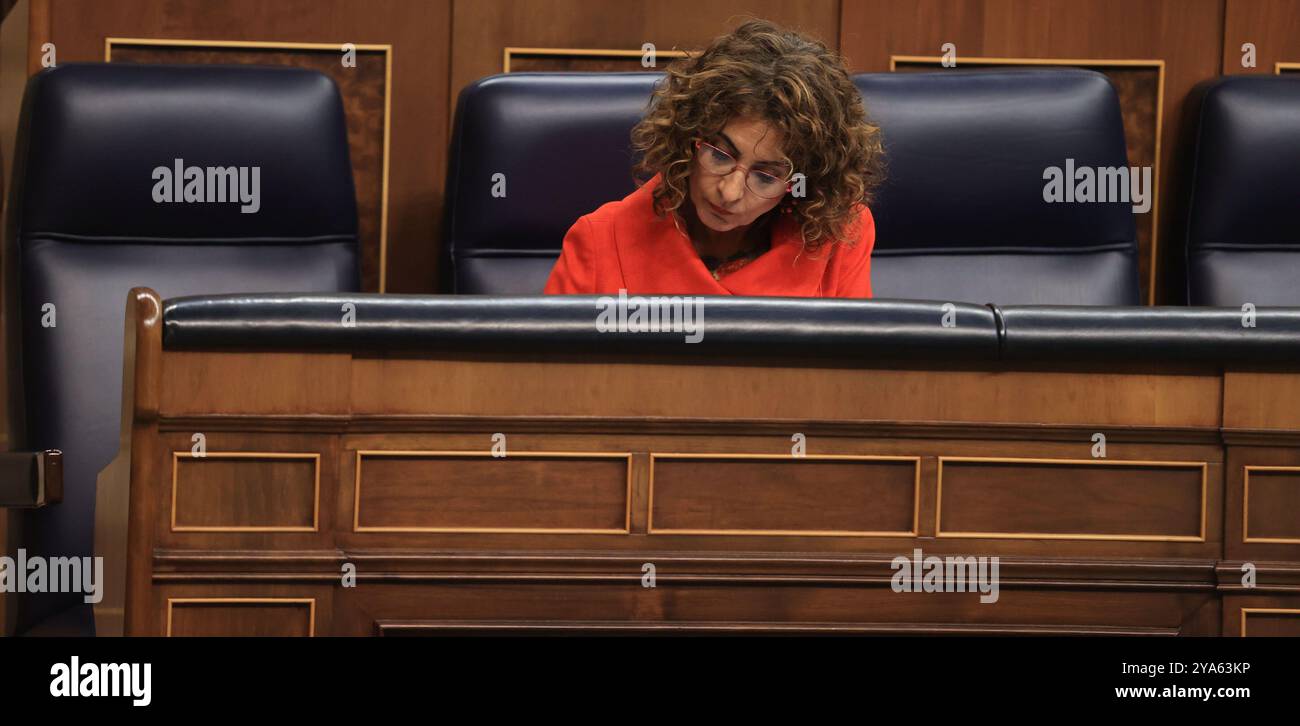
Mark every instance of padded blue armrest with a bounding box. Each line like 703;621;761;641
162;294;1001;360
0;450;62;508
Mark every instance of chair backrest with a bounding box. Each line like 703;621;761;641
443;72;663;293
2;63;360;632
1183;75;1300;306
853;69;1140;305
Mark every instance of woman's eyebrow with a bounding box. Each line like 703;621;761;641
717;131;788;166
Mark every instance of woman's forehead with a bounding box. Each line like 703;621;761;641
716;117;789;163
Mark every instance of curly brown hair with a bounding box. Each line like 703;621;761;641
631;18;884;252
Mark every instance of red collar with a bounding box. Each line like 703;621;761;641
614;174;831;296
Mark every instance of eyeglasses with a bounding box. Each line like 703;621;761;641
693;139;794;199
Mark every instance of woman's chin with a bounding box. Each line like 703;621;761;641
699;208;746;231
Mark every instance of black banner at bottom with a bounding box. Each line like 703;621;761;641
0;635;1287;713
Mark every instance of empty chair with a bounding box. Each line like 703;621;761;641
1182;75;1300;306
853;69;1140;305
1;63;360;634
443;72;663;294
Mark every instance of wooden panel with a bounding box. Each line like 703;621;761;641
107;40;391;292
841;0;1225;305
1244;467;1300;543
1222;0;1300;74
505;47;692;72
1225;370;1300;431
162;350;352;416
1241;608;1300;636
166;598;315;636
1225;446;1300;561
317;430;1222;560
353;451;632;533
333;582;1218;635
938;457;1207;541
171;453;319;532
450;0;841;139
374;619;1176;636
649;454;919;536
351;357;1221;428
40;0;449;293
128;340;1257;633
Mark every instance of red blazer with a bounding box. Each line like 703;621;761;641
544;174;875;297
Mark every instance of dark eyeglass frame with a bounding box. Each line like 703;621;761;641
693;139;794;199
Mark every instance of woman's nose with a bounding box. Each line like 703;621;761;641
719;169;747;203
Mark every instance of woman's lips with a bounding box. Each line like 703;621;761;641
708;202;733;217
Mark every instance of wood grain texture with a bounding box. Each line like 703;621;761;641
347;356;1221;427
1224;369;1300;431
171;454;318;531
167;598;315;636
354;451;631;533
1243;468;1300;542
102;321;1300;635
649;455;919;536
1226;597;1300;635
329;582;1218;636
161;586;327;636
1225;445;1300;563
1222;0;1300;73
450;0;841;136
155;431;338;553
937;458;1208;540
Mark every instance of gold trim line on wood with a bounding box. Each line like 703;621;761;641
936;456;1208;542
1276;62;1300;74
104;37;394;292
888;54;1165;305
889;55;1166;69
1243;465;1300;544
503;46;693;73
647;453;921;537
352;450;633;534
1240;607;1300;637
165;597;316;637
170;451;320;533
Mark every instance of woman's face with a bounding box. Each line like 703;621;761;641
688;116;790;233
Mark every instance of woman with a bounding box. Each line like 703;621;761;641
544;19;884;297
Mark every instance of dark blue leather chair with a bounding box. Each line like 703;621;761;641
444;72;662;294
853;69;1140;305
1182;75;1300;306
1;63;359;635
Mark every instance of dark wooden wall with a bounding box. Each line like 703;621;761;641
8;0;1300;295
1224;0;1300;74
